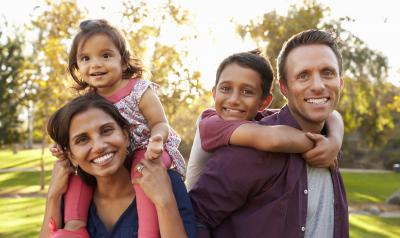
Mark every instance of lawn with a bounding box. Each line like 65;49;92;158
0;149;400;237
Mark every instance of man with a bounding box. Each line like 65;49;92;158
189;29;349;238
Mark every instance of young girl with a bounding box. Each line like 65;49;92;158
50;19;185;238
186;50;343;190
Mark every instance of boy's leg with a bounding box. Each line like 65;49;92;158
64;174;93;231
132;149;172;238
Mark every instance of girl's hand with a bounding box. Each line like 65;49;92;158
302;132;339;168
47;159;72;199
132;158;174;207
145;134;164;160
49;144;67;160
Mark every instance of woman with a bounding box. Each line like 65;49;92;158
39;93;196;238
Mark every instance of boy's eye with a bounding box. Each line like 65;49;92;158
242;89;254;96
219;86;231;93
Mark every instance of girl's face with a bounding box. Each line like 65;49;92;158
76;33;126;96
68;107;130;179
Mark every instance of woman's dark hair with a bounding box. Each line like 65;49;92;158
68;19;144;91
47;93;132;187
215;49;274;99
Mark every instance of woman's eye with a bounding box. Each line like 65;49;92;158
75;136;88;144
102;127;114;135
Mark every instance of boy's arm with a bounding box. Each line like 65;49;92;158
302;110;344;168
230;123;314;153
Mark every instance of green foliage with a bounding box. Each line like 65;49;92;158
121;0;207;158
341;171;400;204
0;26;25;146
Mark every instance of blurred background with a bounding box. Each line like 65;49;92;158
0;0;399;237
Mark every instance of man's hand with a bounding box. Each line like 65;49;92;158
145;134;164;160
302;132;339;169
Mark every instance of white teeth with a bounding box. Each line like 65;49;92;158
306;98;328;104
92;153;113;164
225;108;241;113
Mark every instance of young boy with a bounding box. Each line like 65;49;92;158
185;50;343;190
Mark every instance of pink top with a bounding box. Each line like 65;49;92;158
104;78;186;177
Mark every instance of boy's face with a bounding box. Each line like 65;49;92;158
213;63;271;121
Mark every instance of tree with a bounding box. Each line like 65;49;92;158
0;25;25;148
121;0;207;158
236;0;400;167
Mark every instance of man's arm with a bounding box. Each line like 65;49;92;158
189;146;272;230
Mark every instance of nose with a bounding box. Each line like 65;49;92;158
226;90;240;106
92;136;107;154
310;74;326;92
90;57;102;68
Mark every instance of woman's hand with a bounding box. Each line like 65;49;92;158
47;159;72;199
131;158;174;207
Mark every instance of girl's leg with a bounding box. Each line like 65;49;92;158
132;149;172;238
50;228;90;238
63;175;93;232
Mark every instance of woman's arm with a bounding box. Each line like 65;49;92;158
132;159;190;238
230;123;314;153
139;88;170;160
39;159;70;238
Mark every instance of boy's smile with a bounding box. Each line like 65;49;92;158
213;63;270;121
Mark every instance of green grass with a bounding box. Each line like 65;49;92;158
341;171;400;204
0;198;45;238
350;214;400;238
1;149;400;237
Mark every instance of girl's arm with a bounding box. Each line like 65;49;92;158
39;159;70;238
132;159;188;238
302;110;344;168
230;123;314;153
139;88;170;160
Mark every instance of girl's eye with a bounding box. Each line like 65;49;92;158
102;53;111;59
80;56;89;62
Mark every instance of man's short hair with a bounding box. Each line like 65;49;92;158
277;29;342;85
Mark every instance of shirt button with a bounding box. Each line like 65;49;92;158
304;189;308;195
301;226;306;232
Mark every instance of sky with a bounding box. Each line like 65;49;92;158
1;0;399;89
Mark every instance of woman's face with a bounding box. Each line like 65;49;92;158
68;107;129;178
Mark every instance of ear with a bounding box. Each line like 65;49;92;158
67;151;78;167
339;77;344;90
279;81;288;97
123;129;130;148
212;86;216;101
259;94;273;111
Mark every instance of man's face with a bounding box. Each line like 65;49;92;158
213;63;271;121
280;44;343;131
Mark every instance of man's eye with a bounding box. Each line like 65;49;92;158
298;73;309;80
323;70;335;77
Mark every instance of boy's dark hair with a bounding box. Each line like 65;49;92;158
47;93;132;187
215;49;274;98
277;29;342;85
68;19;144;91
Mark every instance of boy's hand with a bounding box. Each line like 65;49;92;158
49;144;66;160
302;132;339;168
145;134;164;160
